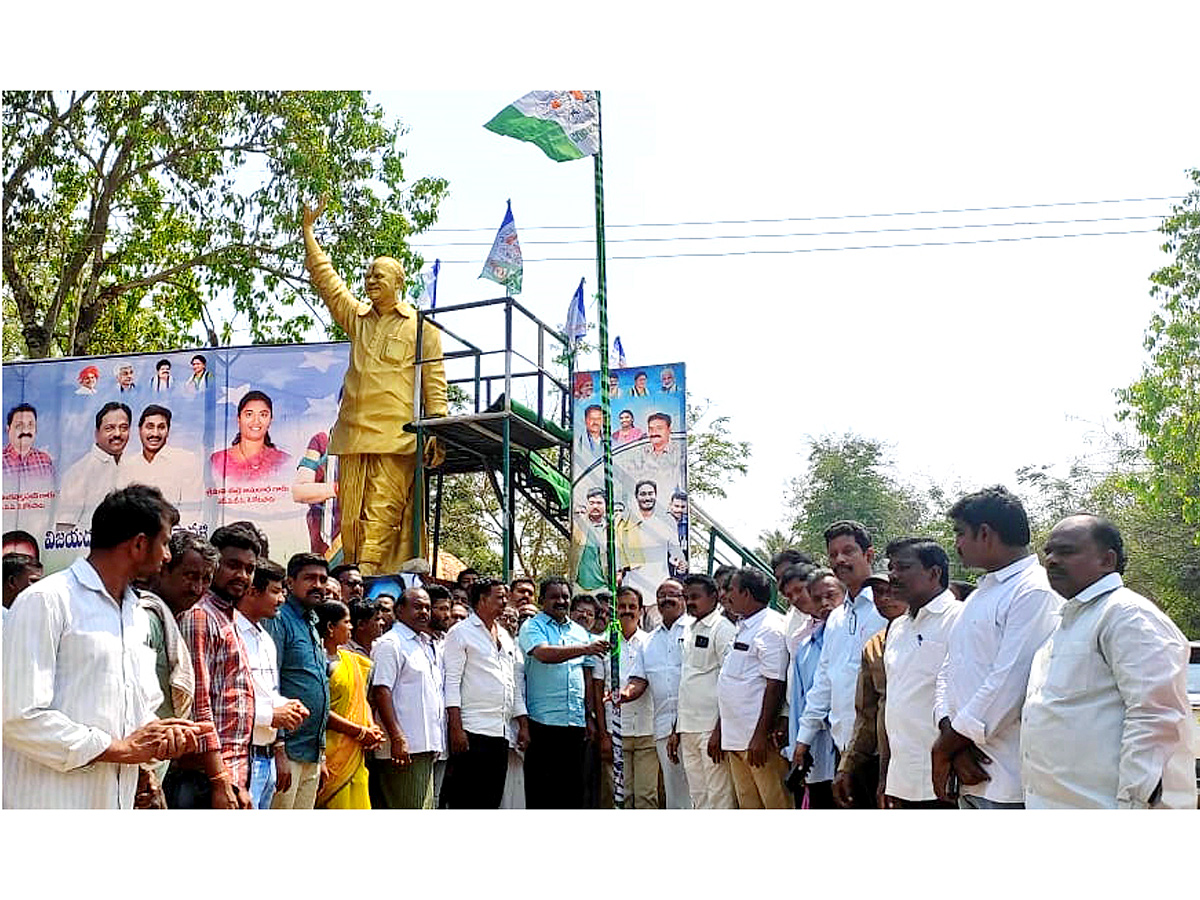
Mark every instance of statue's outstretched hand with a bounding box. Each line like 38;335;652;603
301;195;328;230
424;436;446;469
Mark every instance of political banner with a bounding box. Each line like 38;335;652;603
2;342;350;574
568;362;687;605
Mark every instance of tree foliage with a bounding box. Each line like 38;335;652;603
1115;167;1200;533
2;90;447;359
687;398;751;501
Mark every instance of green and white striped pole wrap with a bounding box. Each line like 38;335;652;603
592;91;624;807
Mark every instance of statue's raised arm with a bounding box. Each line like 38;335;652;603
297;192;446;575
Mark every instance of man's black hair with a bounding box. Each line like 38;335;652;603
138;404;172;428
210;523;262;558
1086;516;1127;575
732;566;771;606
647;412;672;429
779;563;817;591
616;585;643;607
571;593;598;611
682;573;718;596
426;584;452;603
885;537;951;589
456;567;480;587
7;403;36;426
947;485;1031;547
287;552;329;580
823;520;872;552
95;401;132;431
538;575;571;602
252;558;286;592
91;484;179;551
469;576;506;608
771;548;813;571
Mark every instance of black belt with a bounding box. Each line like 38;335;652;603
252;744;274;758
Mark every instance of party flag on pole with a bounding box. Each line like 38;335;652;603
418;259;440;309
479;201;523;294
613;336;626;368
565;278;587;343
485;91;600;162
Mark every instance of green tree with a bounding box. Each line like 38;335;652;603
1115;167;1200;533
687;398;751;500
2;90;447;359
787;433;928;558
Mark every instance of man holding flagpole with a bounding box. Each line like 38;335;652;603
486;89;623;804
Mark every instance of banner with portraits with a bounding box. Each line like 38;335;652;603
569;362;687;601
2;343;351;574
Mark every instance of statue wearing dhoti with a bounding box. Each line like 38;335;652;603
302;199;447;575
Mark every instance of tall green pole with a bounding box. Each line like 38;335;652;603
592;90;623;807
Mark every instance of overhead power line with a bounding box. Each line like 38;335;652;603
423;195;1183;233
427;227;1161;264
413;214;1168;248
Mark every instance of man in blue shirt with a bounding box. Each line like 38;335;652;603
264;552;332;810
518;576;609;808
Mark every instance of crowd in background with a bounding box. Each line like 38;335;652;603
2;482;1196;809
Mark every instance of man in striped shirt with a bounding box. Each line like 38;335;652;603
178;523;262;808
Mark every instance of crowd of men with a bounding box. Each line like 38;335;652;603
2;482;1196;809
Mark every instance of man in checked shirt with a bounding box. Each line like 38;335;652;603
178;523;263;808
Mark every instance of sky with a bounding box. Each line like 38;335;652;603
6;3;1200;554
358;76;1198;547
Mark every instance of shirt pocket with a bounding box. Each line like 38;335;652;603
1040;641;1101;697
380;333;413;365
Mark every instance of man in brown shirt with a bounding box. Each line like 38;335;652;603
832;572;908;808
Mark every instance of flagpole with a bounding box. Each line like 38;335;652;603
592;90;624;809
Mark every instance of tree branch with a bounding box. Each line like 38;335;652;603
2;90;94;219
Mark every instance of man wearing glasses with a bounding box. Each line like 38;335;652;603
791;521;888;808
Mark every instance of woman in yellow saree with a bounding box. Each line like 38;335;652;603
316;600;384;809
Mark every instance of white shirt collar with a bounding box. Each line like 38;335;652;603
698;606;725;628
71;557;135;607
911;588;957;620
1069;571;1124;605
986;553;1038;584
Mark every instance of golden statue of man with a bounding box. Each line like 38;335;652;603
302;198;447;575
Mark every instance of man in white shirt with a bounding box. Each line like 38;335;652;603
932;485;1062;808
641;578;693;808
3;484;209;808
793;521;887;807
713;566;791;809
442;577;530;808
675;573;737;807
1022;515;1197;808
881;538;962;808
603;586;658;808
118;404;199;507
234;559;310;809
56;401;131;529
370;586;445;809
616;479;686;627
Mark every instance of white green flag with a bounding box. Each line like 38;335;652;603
480;200;522;294
484;91;599;162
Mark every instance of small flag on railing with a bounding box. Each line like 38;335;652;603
614;336;626;368
565;278;587;343
480;200;523;294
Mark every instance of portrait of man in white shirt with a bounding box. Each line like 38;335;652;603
56;401;132;530
119;404;200;508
